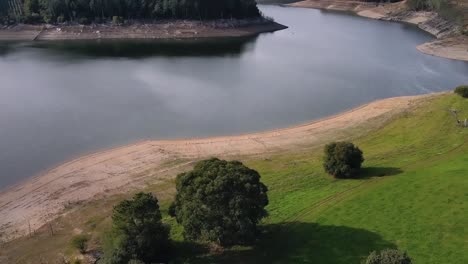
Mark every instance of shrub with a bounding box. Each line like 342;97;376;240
101;192;170;264
127;260;144;264
366;249;412;264
170;158;269;246
57;15;65;23
454;85;468;98
78;17;90;25
407;0;443;11
70;234;88;254
323;141;364;178
24;13;43;24
112;16;123;24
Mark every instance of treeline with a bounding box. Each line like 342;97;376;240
407;0;445;11
1;0;261;24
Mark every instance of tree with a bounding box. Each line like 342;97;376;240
366;249;412;264
323;141;364;178
24;0;41;15
170;158;269;246
454;85;468;98
70;234;89;254
102;192;170;264
2;0;262;23
407;0;443;11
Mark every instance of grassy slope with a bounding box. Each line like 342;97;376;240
192;94;468;263
1;94;467;263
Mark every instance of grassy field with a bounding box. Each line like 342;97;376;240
180;93;468;263
1;93;467;263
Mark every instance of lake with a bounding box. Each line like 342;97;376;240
0;5;467;189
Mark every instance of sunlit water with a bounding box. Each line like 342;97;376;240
1;5;467;189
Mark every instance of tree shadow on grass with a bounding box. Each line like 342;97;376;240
359;167;403;179
188;222;396;264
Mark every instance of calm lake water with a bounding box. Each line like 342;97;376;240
1;5;468;189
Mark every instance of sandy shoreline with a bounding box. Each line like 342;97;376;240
288;0;468;62
0;93;438;242
0;19;287;41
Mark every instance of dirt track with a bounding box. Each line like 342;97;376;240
0;94;435;242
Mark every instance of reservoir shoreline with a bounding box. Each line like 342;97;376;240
0;92;441;242
0;4;466;243
287;0;468;62
0;19;287;41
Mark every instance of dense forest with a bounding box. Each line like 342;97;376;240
0;0;261;24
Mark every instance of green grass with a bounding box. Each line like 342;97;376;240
1;94;466;263
184;94;468;263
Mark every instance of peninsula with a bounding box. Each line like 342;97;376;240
0;0;287;40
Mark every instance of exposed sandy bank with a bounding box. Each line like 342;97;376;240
288;0;468;62
0;93;437;242
0;19;287;41
417;36;468;61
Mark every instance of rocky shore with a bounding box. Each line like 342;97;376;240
289;0;468;62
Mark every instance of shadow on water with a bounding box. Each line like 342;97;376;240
0;43;15;56
16;36;259;59
176;222;396;264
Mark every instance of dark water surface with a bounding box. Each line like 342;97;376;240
1;5;467;189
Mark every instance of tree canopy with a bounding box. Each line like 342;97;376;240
0;0;261;24
323;141;364;178
170;158;269;246
102;192;170;264
454;85;468;98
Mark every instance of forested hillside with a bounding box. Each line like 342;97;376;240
0;0;261;24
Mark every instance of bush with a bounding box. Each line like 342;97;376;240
112;16;123;25
70;234;88;254
78;17;90;24
170;158;269;246
101;192;170;264
323;141;364;178
24;13;43;24
57;15;65;23
454;85;468;98
127;260;144;264
366;249;412;264
407;0;443;11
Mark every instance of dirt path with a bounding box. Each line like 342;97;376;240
0;94;434;242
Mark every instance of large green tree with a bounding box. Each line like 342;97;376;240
170;158;269;246
102;192;170;264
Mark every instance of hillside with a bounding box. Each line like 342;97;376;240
1;93;466;263
222;93;468;263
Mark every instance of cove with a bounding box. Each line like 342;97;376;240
0;5;467;189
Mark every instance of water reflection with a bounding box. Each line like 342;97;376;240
0;43;14;56
4;37;259;58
